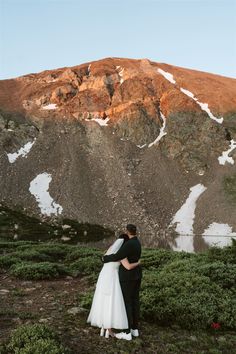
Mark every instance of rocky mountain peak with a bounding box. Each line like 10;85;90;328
0;58;236;251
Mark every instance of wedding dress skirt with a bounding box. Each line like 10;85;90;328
87;239;128;329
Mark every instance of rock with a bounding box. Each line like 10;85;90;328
218;336;226;342
8;120;16;129
190;335;197;341
51;84;76;103
39;318;50;323
59;68;82;87
61;236;71;242
35;95;48;106
0;289;10;294
62;224;71;230
25;300;33;304
67;307;85;315
24;287;36;292
12;317;22;324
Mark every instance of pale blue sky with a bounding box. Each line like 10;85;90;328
0;0;235;79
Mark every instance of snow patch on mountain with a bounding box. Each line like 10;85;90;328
180;88;198;101
85;117;110;126
157;68;176;84
6;138;36;163
179;86;224;124
116;66;124;84
170;183;207;235
148;112;167;147
29;172;63;216
88;64;91;76
42;103;57;110
137;144;147;149
157;68;223;124
218;139;236;165
181;87;224;123
203;222;236;247
196;102;223;124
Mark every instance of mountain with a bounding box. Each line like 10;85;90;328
0;57;236;251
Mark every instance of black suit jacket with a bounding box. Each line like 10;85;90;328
103;236;142;281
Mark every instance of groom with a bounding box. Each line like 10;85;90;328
103;224;142;340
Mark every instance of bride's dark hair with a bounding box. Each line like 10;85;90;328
118;233;129;243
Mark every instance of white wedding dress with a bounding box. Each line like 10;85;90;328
87;238;128;329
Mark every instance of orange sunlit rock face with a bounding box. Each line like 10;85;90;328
0;58;235;123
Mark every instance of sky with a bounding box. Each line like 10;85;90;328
0;0;235;80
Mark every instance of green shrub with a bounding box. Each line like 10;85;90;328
0;344;8;354
34;244;70;260
197;262;236;288
0;240;36;249
0;255;21;269
162;257;236;289
10;262;68;280
7;324;66;354
141;248;192;270
141;270;228;329
11;243;71;260
206;245;236;264
79;291;94;310
18;312;38;320
11;250;52;262
17;339;65;354
141;252;236;330
65;247;101;262
69;256;102;276
161;255;206;274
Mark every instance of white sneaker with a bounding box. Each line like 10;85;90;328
131;329;139;337
115;332;132;341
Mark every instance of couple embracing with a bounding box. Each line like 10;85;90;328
87;224;142;341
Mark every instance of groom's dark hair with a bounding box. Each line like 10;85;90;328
126;224;137;235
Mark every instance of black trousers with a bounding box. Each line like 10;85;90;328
120;278;141;331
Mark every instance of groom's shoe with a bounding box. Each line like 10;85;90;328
131;329;139;337
115;332;132;341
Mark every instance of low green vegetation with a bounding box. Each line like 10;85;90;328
0;240;101;279
1;324;68;354
1;238;236;332
10;262;68;280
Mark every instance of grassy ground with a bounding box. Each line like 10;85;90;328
1;240;236;353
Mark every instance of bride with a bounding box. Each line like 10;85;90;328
87;234;140;338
